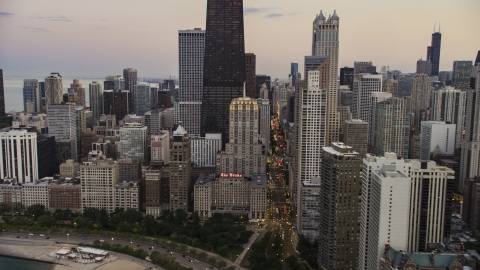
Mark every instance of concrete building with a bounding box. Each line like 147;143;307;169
12;113;48;134
48;177;82;213
420;121;456;160
191;133;221;167
67;79;86;108
151;131;170;164
416;59;432;76
80;129;99;159
258;98;271;153
0;128;38;184
382;79;399;97
299;177;321;242
373;97;411;159
352;73;383;121
59;159;80;177
217;95;266;177
431;87;466;150
463;177;480;232
178;28;204;137
318;142;362;270
0;183;22;210
103;90;133;124
119;122;147;162
44;73;63;109
379;245;463;270
193;174;267;221
114;181;139;211
144;108;174;134
369;92;393;146
89;81;103;126
169;124;192;212
23;79;41;113
411;74;432;125
245;53;256;98
118;158;141;182
47;104;77;141
133;82;151;116
354;61;374;74
145;165;170;216
452;60;472;90
22;180;49;209
344;119;368;157
311;10;340;147
80;151;119;213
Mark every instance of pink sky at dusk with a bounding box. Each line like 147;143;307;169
0;0;479;79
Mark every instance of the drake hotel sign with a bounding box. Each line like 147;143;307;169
220;173;243;178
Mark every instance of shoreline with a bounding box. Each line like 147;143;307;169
0;253;57;269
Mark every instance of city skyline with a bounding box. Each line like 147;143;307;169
0;0;479;79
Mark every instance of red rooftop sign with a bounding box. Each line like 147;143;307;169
220;173;243;178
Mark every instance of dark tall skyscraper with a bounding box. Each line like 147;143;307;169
427;30;442;76
339;67;354;88
245;53;256;98
0;69;5;116
123;68;138;92
290;63;298;87
103;90;133;124
201;0;246;147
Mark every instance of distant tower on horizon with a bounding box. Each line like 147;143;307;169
201;0;246;148
245;53;256;98
291;63;299;87
123;68;137;92
0;69;4;116
427;26;442;76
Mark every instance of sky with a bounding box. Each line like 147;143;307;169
0;0;479;80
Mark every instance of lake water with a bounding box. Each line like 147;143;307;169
3;77;98;112
0;255;53;270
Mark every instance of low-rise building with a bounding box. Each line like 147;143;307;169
0;183;22;210
60;159;80;177
145;165;170;217
22;179;49;209
114;181;139;211
48;177;82;213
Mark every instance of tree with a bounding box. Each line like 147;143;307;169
227;266;236;270
218;245;229;257
190;211;200;225
0;202;9;214
198;251;208;260
208;257;217;266
189;248;198;258
174;209;188;227
37;214;56;227
179;244;188;253
217;260;227;269
25;204;46;219
93;240;101;246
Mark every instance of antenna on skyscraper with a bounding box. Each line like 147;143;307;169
434;22;436;32
243;82;246;97
439;21;441;33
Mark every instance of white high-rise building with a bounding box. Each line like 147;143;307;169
431;87;466;150
359;154;455;269
0;128;38;184
191;133;222;167
178;28;205;137
23;79;40;113
89;81;103;126
294;70;327;235
47;104;77;141
119;122;147;162
81;151;119;213
44;73;63;108
312;10;340;146
151;131;170;164
420;121;456;160
460;65;480;192
352;73;383;121
373;97;410;159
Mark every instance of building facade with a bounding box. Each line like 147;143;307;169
119;122;147;162
411;74;432;125
134;82;151;116
23;79;40;113
169;124;192;212
352;73;383;121
191;133;221;167
44;73;63;108
420;121;456;160
343;119;368;157
89;81;103;126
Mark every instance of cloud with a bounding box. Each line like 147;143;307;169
243;7;268;16
21;26;52;33
30;15;73;22
0;12;15;17
265;12;299;19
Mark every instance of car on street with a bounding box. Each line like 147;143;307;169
16;236;21;238
40;234;45;236
28;233;34;236
46;237;50;239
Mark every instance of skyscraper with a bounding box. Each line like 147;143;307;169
351;74;383;121
67;79;86;108
411;74;432;125
245;53;256;98
178;28;205;137
23;79;40;113
133;82;151;116
45;73;63;108
201;0;246;147
119;122;147;162
319;142;362;269
291;63;299;87
427;30;442;76
311;10;340;145
452;60;473;90
123;68;138;92
89;81;103;126
103;90;133;124
353;61;373;74
343;119;368;158
0;69;4;116
339;67;354;88
170;124;192;212
416;59;432;76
